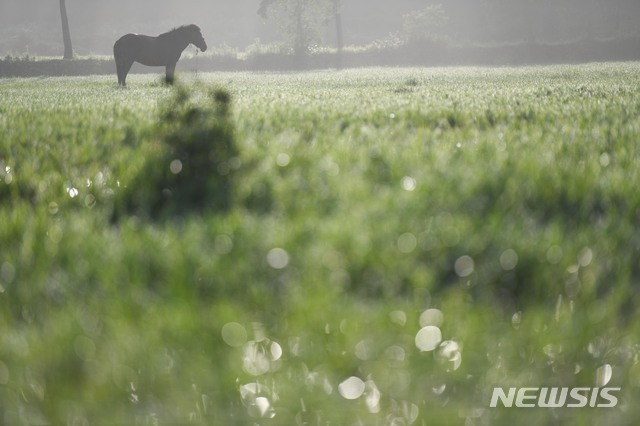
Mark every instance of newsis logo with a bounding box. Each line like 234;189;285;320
490;387;621;408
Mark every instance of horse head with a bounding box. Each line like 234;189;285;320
187;24;207;52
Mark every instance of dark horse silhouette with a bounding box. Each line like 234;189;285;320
113;24;207;86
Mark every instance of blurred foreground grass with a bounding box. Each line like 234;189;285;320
1;64;640;425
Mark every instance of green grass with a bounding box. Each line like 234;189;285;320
1;64;640;425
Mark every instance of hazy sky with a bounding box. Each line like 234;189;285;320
0;0;270;54
1;0;638;56
0;0;430;55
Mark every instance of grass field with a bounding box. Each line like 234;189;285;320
1;63;640;425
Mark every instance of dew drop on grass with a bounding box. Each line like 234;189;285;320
566;264;579;274
241;337;282;376
437;340;462;371
499;249;518;271
399;402;419;423
415;325;442;352
384;345;406;363
419;308;443;327
84;194;96;209
512;311;522;329
355;339;374;361
270;341;282;361
276;153;290;167
338;376;365;400
254;397;273;418
365;380;381;413
596;364;612;387
397;233;417;253
67;187;79;198
433;383;446;395
221;322;247;347
242;341;271;376
588;337;605;358
267;248;289;269
169;159;183;174
214;235;233;255
401;176;416;191
454;255;474;277
578;247;593;267
239;383;276;419
2;165;12;184
389;310;407;326
95;171;105;186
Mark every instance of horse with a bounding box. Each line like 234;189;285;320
113;24;207;87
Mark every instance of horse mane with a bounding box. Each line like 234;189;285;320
159;24;201;39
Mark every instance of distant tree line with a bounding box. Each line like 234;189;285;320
3;34;639;78
258;0;640;55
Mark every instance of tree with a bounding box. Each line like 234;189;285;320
402;4;448;42
59;0;73;59
258;0;334;57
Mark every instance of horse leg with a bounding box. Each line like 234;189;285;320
165;63;176;85
115;59;124;86
115;56;133;87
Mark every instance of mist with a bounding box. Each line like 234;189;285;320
0;0;271;56
1;0;639;63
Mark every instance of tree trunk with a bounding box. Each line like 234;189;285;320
59;0;73;59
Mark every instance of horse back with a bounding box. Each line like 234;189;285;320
114;34;173;67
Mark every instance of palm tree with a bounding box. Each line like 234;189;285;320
59;0;73;59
